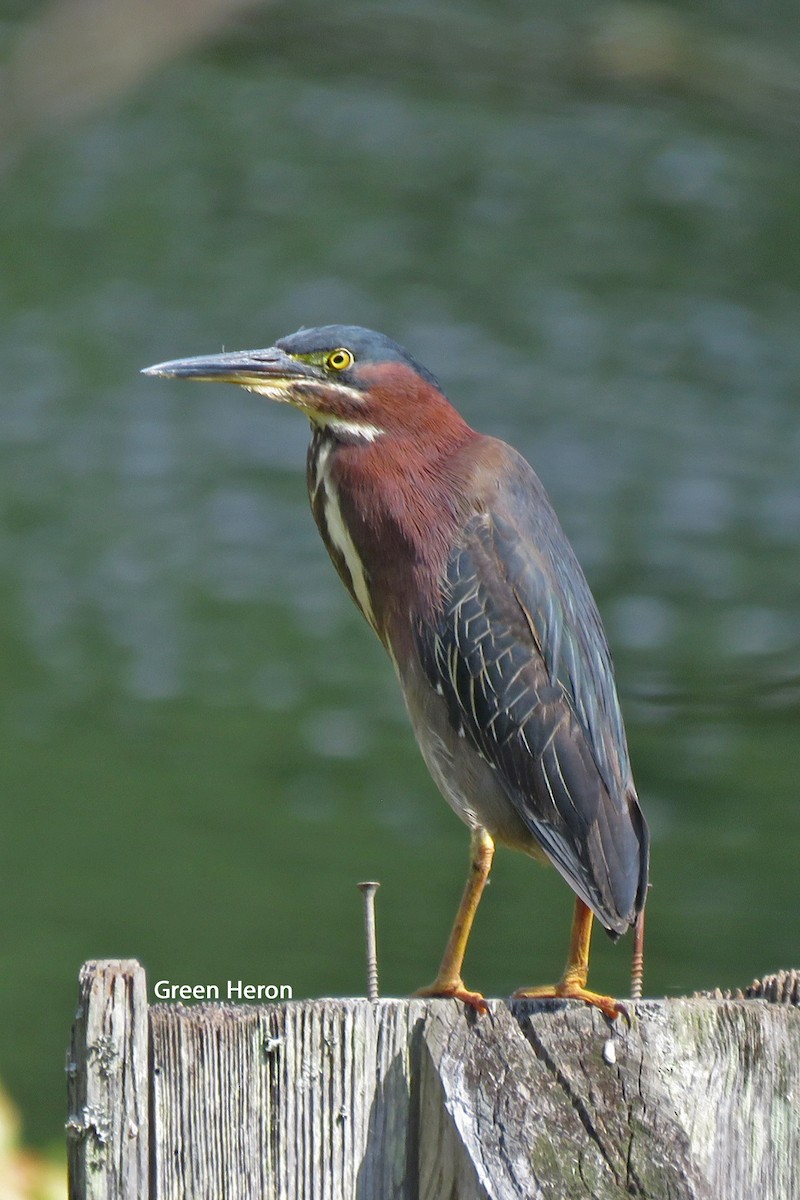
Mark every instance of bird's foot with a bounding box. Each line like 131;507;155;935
414;977;489;1014
512;981;626;1023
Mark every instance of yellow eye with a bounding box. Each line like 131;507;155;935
326;348;354;371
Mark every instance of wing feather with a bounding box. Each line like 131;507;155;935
417;444;648;932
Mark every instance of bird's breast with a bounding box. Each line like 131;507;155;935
306;426;476;654
307;433;380;635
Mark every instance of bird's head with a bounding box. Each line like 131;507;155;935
143;325;467;447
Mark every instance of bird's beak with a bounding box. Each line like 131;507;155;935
141;346;320;397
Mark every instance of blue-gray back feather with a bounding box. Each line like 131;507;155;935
418;443;648;933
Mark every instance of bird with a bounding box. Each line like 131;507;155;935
143;325;649;1019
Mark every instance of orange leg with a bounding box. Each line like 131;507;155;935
513;897;623;1021
415;827;494;1012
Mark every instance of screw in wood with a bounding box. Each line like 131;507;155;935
357;881;381;1001
630;907;646;1001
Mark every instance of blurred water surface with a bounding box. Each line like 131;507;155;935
1;1;799;1144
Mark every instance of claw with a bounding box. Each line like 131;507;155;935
512;981;623;1022
414;979;489;1014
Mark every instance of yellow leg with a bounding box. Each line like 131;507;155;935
415;827;494;1012
513;897;623;1021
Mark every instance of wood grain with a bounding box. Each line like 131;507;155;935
67;959;149;1200
68;962;800;1199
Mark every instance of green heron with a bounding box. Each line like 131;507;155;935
144;326;649;1019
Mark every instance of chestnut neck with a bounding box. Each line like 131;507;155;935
309;368;480;645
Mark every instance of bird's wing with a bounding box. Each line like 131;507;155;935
416;442;647;932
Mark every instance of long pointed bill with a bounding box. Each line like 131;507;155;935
141;346;320;397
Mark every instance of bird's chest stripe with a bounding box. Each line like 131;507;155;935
311;443;378;634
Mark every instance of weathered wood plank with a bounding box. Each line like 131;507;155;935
640;999;800;1197
150;997;429;1200
68;961;800;1200
420;1001;706;1199
148;995;800;1200
421;997;800;1199
66;959;149;1200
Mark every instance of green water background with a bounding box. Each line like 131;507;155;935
1;0;799;1146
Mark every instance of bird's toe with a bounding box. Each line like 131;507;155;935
414;978;489;1014
512;981;623;1022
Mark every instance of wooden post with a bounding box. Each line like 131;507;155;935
68;960;800;1200
66;960;149;1200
